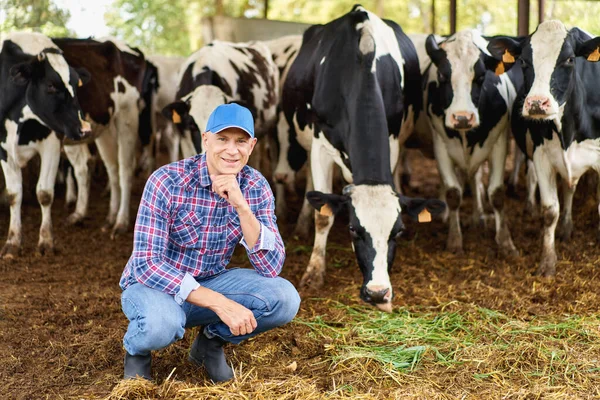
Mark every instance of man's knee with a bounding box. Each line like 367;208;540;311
125;310;186;354
268;278;301;326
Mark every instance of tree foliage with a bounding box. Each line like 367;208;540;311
0;0;73;37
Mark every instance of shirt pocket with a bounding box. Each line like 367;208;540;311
170;209;204;248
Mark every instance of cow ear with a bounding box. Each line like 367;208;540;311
425;34;445;65
482;54;513;76
162;101;189;124
10;61;34;85
75;67;91;86
306;191;349;216
487;36;524;64
575;36;600;62
399;195;446;222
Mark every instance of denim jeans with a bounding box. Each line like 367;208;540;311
121;269;301;356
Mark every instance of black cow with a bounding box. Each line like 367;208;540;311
283;5;445;312
0;32;91;258
488;20;600;276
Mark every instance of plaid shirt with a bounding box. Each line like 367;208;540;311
120;153;285;304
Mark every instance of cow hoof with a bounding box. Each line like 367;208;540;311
111;224;128;239
64;200;76;210
101;222;113;233
499;245;519;259
469;215;486;231
66;212;84;226
299;270;325;290
37;242;55;256
534;254;557;277
446;237;464;255
1;243;20;259
557;224;573;242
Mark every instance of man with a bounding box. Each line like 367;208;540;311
119;103;300;383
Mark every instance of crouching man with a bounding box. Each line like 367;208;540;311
119;103;300;382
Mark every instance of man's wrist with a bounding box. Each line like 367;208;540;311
235;202;252;216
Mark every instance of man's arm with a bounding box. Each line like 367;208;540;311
129;170;200;304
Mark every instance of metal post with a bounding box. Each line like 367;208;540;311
518;0;530;36
450;0;457;34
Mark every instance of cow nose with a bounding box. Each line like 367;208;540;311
525;96;551;115
365;286;390;303
451;112;476;129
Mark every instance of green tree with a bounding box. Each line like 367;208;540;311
0;0;73;37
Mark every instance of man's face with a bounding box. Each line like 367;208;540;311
202;127;257;176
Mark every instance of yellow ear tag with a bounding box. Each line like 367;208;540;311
502;50;515;64
78;79;83;87
495;61;505;76
172;109;181;124
587;47;600;62
319;204;333;216
418;209;432;223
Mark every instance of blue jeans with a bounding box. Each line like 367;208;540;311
121;269;301;356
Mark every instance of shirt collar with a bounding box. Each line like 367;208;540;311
191;153;248;190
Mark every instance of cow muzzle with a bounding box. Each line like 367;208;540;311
523;95;552;117
362;285;393;312
449;111;477;130
80;120;92;138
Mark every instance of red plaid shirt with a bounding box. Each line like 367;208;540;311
120;154;285;304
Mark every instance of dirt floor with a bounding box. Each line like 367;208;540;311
1;150;599;399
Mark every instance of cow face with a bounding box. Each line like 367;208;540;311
10;51;91;140
488;21;600;121
163;86;232;154
307;184;446;311
426;31;502;131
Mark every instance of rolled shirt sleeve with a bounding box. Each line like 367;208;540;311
240;181;285;277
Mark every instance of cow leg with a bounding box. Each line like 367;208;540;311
557;178;575;242
113;111;139;237
180;129;197;159
533;152;559;277
433;136;463;254
300;143;335;289
470;166;486;230
35;135;61;255
64;164;77;207
526;160;539;217
0;157;23;258
164;122;180;162
63;143;92;225
94;125;121;231
508;141;524;197
488;136;518;258
293;166;314;240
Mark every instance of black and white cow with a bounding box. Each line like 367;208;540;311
0;32;91;257
413;30;522;256
488;20;600;276
163;40;278;159
52;37;156;238
283;5;445;312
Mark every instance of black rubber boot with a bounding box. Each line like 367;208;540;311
124;352;152;380
188;331;234;382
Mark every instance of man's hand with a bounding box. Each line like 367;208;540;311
211;174;249;211
213;297;258;336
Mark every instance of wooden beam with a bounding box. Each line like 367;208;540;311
216;0;224;16
450;0;457;34
264;0;269;19
518;0;530;36
431;0;436;34
538;0;545;24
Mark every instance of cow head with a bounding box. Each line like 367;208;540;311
488;20;600;121
307;184;446;311
425;31;505;131
162;85;235;155
9;49;91;140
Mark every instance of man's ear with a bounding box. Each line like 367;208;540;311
306;191;349;216
75;67;91;86
162;100;190;124
399;195;446;222
10;61;34;85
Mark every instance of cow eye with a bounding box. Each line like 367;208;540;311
520;59;529;69
394;229;404;239
47;83;57;94
349;225;358;237
564;57;575;66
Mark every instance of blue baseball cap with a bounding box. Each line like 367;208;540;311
205;103;255;138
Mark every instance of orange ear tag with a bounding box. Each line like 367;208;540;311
587;47;600;62
495;61;505;76
502;50;515;64
78;79;83;87
418;209;432;223
319;204;333;216
172;109;181;124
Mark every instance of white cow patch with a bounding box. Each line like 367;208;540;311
187;85;229;134
96;36;141;56
313;132;353;183
46;53;73;97
350;185;401;296
527;20;569;119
